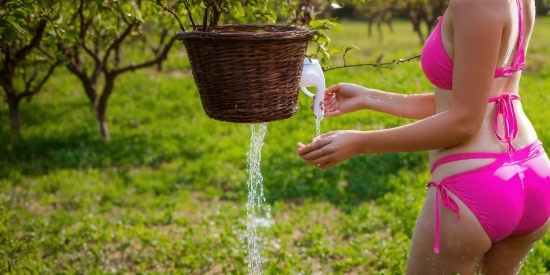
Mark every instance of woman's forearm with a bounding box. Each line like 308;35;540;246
362;88;436;120
356;107;479;154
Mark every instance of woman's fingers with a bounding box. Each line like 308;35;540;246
297;130;355;170
311;155;333;169
297;138;328;157
297;132;338;161
318;160;335;169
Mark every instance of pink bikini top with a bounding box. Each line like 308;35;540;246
421;0;526;90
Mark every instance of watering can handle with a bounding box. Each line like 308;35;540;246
300;86;325;118
301;87;315;98
300;58;325;118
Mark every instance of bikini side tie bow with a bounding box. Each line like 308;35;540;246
426;180;461;254
488;93;520;158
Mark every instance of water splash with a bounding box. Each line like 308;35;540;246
246;123;269;274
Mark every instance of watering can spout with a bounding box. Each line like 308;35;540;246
300;58;326;118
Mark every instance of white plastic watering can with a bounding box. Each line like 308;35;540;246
300;58;326;118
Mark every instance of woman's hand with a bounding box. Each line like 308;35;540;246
314;83;367;117
297;130;365;169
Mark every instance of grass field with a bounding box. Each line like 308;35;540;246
1;18;550;274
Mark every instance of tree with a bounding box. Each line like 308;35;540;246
0;0;60;138
389;0;448;44
536;0;550;16
346;0;448;44
347;0;394;42
51;0;176;141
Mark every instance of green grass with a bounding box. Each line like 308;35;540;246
1;18;550;274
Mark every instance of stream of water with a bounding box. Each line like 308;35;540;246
315;116;323;140
246;123;269;275
245;116;321;274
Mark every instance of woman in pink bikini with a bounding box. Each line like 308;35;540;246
297;0;550;273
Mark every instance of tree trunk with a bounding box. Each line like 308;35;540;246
412;21;425;44
96;110;110;141
92;99;110;141
94;75;116;141
1;78;21;138
7;96;21;138
376;22;383;43
388;20;394;33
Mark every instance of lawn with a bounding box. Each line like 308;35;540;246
1;18;550;274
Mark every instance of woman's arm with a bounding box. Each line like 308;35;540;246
321;83;436;119
299;0;504;168
362;88;436;120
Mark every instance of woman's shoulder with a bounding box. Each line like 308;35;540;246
448;0;507;10
447;0;508;27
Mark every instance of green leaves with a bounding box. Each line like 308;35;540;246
230;1;245;17
0;1;34;43
131;1;145;23
309;18;343;31
1;27;17;43
307;18;360;68
252;9;276;23
343;45;361;55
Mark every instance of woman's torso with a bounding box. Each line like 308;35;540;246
429;0;538;180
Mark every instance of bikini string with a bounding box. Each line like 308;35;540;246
426;181;461;254
488;94;520;158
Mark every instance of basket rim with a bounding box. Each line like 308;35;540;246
175;24;314;41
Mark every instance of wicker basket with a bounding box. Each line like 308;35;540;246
175;24;314;123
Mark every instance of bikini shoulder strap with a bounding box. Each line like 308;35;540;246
494;0;526;77
513;0;525;66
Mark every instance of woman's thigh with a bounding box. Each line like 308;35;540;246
406;188;492;275
480;215;550;274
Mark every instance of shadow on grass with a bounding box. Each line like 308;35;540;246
1;97;429;209
0;101;201;179
262;150;429;208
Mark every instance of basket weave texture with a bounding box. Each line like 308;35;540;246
176;24;314;123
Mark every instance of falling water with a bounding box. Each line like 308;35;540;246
315;116;323;140
246;122;269;274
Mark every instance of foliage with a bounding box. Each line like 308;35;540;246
334;0;449;44
152;0;279;32
0;1;33;44
0;0;61;138
536;0;550;16
42;0;178;141
152;0;352;68
1;19;550;273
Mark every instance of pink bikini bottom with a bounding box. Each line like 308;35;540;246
426;140;550;253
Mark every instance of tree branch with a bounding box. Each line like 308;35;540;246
117;1;132;26
37;45;55;60
23;64;38;93
13;20;47;64
75;0;100;74
65;58;96;103
152;0;187;32
323;54;421;72
78;0;87;38
18;61;60;101
181;0;195;30
79;21;102;84
102;19;137;73
112;36;176;76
